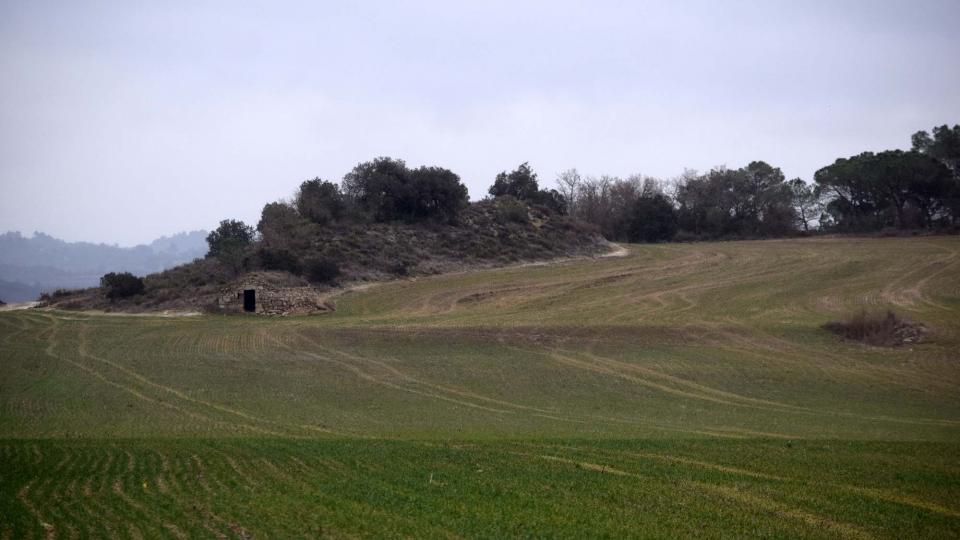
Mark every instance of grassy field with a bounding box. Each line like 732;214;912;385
2;236;959;538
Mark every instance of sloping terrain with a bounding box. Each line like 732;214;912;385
302;198;609;281
2;236;959;537
45;198;608;312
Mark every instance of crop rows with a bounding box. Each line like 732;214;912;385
2;237;959;537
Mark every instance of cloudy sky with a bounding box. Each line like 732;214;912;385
1;1;958;245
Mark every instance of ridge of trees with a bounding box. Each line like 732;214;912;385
88;124;957;303
559;123;959;241
203;157;476;282
201;122;959;281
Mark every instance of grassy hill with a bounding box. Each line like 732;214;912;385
47;198;607;313
2;236;959;537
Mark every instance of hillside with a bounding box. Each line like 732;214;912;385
0;230;207;301
2;236;959;537
47;198;608;313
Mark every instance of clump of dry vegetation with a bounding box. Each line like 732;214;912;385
823;310;927;347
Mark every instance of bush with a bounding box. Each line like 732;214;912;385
496;197;530;224
878;227;907;238
100;272;145;300
822;310;925;347
528;189;567;215
38;288;75;302
391;260;414;276
304;258;341;284
673;231;701;243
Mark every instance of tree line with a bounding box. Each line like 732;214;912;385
207;123;960;267
95;123;958;300
556;123;959;241
205;122;958;268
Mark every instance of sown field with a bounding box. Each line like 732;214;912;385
2;236;960;538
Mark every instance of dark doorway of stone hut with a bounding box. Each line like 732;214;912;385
243;289;256;312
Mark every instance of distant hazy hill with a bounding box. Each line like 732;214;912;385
0;230;207;301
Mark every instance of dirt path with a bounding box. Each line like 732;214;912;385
600;244;629;258
0;301;40;312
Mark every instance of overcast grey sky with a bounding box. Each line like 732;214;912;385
1;1;958;245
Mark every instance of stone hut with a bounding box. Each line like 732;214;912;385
218;272;334;315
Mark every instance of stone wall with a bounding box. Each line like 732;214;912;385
218;273;334;315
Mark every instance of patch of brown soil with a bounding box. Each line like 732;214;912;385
823;310;927;347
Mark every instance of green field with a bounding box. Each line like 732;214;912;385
2;237;960;538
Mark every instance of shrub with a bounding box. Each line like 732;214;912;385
100;272;145;300
496;197;530;224
305;258;341;284
38;288;75;302
673;231;700;243
391;260;413;276
528;188;567;215
822;310;925;347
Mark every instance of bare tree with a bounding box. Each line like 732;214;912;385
556;168;582;216
577;175;613;229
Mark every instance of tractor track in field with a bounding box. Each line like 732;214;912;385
31;314;329;438
4;438;960;538
878;241;959;310
2;237;959;538
499;333;960;430
619;446;960;519
313;337;564;416
75;326;327;436
715;322;960;397
278;333;516;416
562;347;810;412
523;448;876;540
289;331;779;437
294;331;720;435
697;482;875;540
